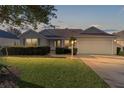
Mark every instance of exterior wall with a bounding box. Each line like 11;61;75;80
116;39;124;47
77;37;117;55
39;38;48;46
0;37;20;47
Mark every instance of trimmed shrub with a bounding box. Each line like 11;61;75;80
117;47;121;55
56;47;77;55
118;51;124;56
1;46;50;55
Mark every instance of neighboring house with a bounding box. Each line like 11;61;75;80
113;31;124;50
0;29;19;47
19;27;117;54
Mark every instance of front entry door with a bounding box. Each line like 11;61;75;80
50;40;62;50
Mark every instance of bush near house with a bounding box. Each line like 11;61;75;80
116;47;124;56
118;51;124;56
56;47;77;55
1;47;50;55
117;47;121;55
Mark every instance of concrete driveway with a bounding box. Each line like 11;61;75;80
78;55;124;88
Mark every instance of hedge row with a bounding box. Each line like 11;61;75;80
116;47;124;56
1;47;50;55
56;47;77;55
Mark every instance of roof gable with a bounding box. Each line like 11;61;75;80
0;29;18;39
80;26;114;36
20;29;45;38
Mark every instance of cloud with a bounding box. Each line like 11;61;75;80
103;29;119;34
104;29;118;32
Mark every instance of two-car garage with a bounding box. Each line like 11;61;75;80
77;37;116;55
76;26;117;55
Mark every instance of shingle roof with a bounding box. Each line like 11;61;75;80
80;26;115;36
0;29;19;39
39;29;83;39
39;27;115;39
19;29;46;39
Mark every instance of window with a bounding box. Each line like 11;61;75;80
54;40;61;47
64;40;77;48
57;40;61;47
64;40;70;47
26;38;38;47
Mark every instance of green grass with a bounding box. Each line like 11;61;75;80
0;57;109;88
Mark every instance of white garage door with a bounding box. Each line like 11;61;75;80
77;37;114;54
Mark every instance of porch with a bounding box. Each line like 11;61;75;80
48;39;77;51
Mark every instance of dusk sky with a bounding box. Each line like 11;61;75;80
51;5;124;33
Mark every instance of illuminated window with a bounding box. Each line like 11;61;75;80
54;40;61;47
64;40;70;47
57;40;61;47
26;38;38;47
64;40;77;48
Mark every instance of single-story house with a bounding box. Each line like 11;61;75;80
19;26;117;55
0;29;19;47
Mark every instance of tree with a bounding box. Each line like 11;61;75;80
7;27;21;36
0;5;57;29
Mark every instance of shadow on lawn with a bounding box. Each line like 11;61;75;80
0;63;45;88
17;80;45;88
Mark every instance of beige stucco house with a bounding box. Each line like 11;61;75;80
113;30;124;51
19;27;117;55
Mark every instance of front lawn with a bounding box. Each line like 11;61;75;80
0;57;109;88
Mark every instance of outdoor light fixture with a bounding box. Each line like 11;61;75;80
74;40;77;43
71;41;74;45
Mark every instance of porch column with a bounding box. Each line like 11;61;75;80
23;38;26;46
49;40;54;50
61;40;64;47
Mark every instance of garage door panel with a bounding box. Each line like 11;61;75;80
77;38;113;54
